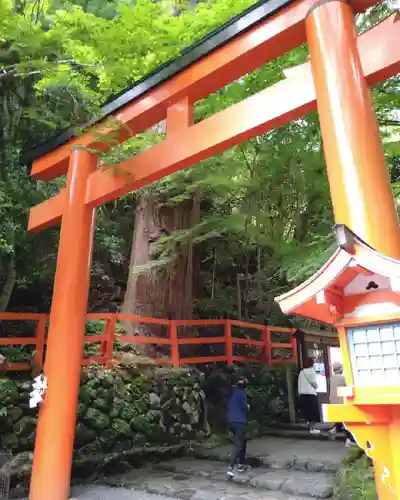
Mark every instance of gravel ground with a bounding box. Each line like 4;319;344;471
70;485;178;500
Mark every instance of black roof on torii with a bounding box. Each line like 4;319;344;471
24;0;295;163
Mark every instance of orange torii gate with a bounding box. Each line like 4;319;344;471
26;0;400;498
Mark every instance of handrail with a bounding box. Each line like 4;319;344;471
0;313;297;371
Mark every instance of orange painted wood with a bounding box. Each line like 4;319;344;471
263;327;271;366
166;97;194;136
118;336;171;344
28;190;65;233
34;316;47;369
0;313;47;320
338;312;400;328
232;338;264;346
343;290;400;315
0;315;297;371
83;335;106;343
290;332;297;364
0;337;36;345
307;2;400;258
29;13;400;231
103;318;116;368
178;337;225;345
271;342;293;349
268;326;294;333
29;0;376;182
30;150;98;500
28;0;316;181
225;320;233;366
169;322;180;368
230;320;265;330
5;362;31;371
155;319;224;326
180;356;227;364
337;326;354;387
100;319;111;356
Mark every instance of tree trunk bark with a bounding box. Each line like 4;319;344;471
0;256;16;312
122;189;200;352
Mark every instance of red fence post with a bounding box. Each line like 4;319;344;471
33;316;47;370
169;321;180;368
225;320;233;366
290;329;297;364
263;326;272;366
102;318;116;368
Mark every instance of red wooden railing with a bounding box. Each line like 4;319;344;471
0;313;297;371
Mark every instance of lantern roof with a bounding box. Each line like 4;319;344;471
275;225;400;324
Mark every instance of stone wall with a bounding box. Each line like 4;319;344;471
0;361;206;457
0;361;290;494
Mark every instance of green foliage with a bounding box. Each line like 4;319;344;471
0;0;398;331
335;452;377;500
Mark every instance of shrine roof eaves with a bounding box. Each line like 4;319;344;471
24;0;295;163
275;225;400;317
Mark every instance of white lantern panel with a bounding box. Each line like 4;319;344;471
368;343;382;355
353;330;367;343
347;322;400;386
354;344;369;356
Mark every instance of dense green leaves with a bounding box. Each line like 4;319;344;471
0;0;398;327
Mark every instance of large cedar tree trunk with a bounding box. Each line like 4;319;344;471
122;189;200;348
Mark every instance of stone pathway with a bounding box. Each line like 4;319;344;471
99;436;348;500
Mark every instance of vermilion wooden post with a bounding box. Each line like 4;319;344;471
306;0;400;259
263;327;272;366
169;321;180;368
29;148;98;500
33;316;47;370
104;318;116;368
306;1;400;495
290;329;297;364
100;319;109;357
224;320;233;366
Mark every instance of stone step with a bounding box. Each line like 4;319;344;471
261;427;346;443
153;458;335;498
101;467;333;500
193;436;346;473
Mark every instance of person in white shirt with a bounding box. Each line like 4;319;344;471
298;357;320;435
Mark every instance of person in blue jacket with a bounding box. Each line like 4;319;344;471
227;375;251;477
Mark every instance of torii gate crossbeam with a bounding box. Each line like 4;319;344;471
26;0;400;498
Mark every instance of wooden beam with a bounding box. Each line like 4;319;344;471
84;12;400;207
30;0;377;181
28;13;400;230
28;190;65;232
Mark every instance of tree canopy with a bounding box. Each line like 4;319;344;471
0;0;399;331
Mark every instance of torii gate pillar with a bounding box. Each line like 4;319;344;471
276;1;400;498
29;149;98;500
306;0;400;259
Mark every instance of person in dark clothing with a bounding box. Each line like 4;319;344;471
227;376;251;477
